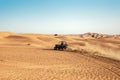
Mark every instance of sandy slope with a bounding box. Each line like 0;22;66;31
0;32;120;80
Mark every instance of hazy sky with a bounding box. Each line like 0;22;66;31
0;0;120;34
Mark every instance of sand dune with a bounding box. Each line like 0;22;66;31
0;32;120;80
0;32;12;39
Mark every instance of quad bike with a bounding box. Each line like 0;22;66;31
54;41;68;50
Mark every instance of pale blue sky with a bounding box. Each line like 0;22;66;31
0;0;120;34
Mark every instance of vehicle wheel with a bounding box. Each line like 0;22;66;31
54;47;57;50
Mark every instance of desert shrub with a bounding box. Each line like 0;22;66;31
54;34;58;36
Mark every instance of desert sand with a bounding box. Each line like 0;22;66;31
0;32;120;80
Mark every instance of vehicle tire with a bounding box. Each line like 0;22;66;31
54;47;57;50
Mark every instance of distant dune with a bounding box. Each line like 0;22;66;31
0;32;120;80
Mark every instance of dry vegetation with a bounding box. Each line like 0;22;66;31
0;32;120;80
